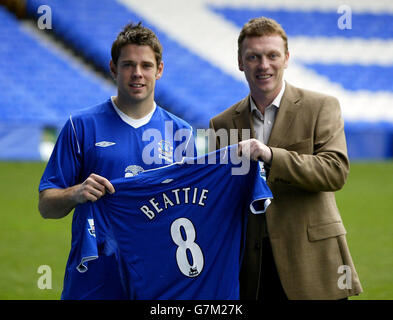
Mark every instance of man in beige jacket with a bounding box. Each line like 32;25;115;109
209;17;362;300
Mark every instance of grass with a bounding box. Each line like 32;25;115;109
0;161;392;300
336;162;393;300
0;162;72;299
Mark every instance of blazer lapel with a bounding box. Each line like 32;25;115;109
232;95;255;141
268;82;301;147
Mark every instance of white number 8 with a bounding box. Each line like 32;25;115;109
170;217;204;278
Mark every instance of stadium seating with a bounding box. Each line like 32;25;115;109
0;5;115;159
25;0;249;130
0;6;115;125
0;0;392;160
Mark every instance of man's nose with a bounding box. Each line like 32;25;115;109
131;65;142;78
258;57;269;70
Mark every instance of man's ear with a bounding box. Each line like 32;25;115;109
238;55;244;72
109;60;117;80
284;51;290;69
156;61;164;80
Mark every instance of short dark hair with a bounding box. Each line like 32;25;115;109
111;22;163;66
238;17;288;57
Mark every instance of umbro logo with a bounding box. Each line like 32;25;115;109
95;141;116;147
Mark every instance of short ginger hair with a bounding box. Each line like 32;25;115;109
238;17;288;57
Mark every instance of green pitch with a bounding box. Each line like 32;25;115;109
0;161;392;300
335;161;393;300
0;162;71;299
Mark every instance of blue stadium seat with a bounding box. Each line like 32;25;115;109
0;6;115;159
0;6;114;125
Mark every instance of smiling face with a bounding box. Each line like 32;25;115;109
110;44;163;108
239;35;289;104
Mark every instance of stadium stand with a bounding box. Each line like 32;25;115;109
24;0;249;129
0;0;392;160
0;5;115;160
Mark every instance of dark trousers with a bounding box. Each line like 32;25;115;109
257;237;349;301
258;237;288;301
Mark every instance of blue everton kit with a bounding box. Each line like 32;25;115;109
80;146;273;299
39;98;195;299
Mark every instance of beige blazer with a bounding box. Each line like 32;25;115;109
209;82;362;300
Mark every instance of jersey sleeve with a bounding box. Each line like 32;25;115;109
67;202;99;273
75;198;124;273
249;161;273;214
76;215;99;273
62;200;127;299
39;116;82;191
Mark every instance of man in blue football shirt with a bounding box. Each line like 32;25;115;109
38;22;194;299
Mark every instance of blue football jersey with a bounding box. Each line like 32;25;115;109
80;146;273;299
39;98;195;299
